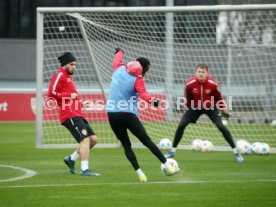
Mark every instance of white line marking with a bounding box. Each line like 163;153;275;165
0;164;37;183
0;179;275;188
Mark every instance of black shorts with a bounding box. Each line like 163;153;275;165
107;112;147;142
183;107;222;124
62;116;95;143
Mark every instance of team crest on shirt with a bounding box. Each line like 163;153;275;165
205;89;211;94
81;129;87;136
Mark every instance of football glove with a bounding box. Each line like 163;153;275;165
151;99;160;107
221;110;231;120
115;48;124;54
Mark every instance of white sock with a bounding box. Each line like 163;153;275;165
170;147;176;153
70;151;79;161
136;168;145;177
232;148;238;154
81;160;89;171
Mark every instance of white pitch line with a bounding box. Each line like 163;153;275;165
0;164;37;183
0;179;276;188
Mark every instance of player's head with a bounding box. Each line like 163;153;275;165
58;52;77;75
195;63;209;82
136;57;150;77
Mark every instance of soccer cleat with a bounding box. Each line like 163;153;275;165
139;175;147;182
80;169;101;176
164;151;175;159
63;156;76;174
234;153;244;163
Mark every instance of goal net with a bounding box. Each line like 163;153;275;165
36;5;276;151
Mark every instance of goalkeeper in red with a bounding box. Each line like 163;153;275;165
106;48;179;182
48;52;100;176
165;64;244;163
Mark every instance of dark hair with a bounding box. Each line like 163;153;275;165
136;57;150;76
196;64;209;71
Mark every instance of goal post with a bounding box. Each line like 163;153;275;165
36;5;276;151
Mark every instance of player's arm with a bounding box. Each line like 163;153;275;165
48;74;76;100
185;82;192;109
134;77;159;107
113;48;124;72
214;84;230;118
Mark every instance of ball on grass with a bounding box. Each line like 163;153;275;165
222;119;228;126
271;120;276;127
158;138;172;150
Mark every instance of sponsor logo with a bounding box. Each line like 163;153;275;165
81;129;87;136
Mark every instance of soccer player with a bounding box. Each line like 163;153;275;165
48;52;100;176
106;48;178;182
165;64;244;163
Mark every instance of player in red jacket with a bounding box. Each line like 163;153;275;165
48;52;100;176
165;64;244;163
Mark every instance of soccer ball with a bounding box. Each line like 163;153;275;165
161;158;179;176
251;142;262;154
200;140;213;153
159;138;172;150
191;139;203;151
254;142;270;155
271;120;276;127
260;143;270;155
222;119;228;126
236;139;251;155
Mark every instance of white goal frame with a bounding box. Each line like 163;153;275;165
36;5;276;151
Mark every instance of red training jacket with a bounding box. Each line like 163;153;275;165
48;68;83;123
185;76;227;110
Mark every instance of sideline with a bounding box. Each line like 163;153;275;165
0;164;37;183
0;179;275;188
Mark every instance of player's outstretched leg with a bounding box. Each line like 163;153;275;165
213;118;244;163
126;114;179;178
121;140;147;182
164;124;187;158
165;112;192;158
108;114;147;182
